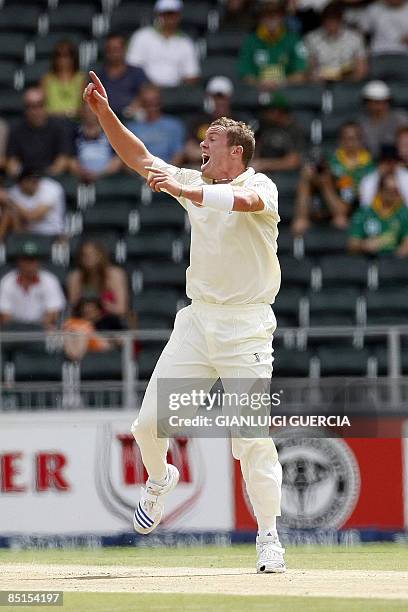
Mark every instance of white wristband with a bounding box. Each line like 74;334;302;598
202;184;234;212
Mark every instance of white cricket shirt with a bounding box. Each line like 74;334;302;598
152;158;281;305
0;270;66;323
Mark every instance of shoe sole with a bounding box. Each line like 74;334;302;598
133;465;180;535
256;566;286;574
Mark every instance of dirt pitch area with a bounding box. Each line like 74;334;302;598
2;563;408;600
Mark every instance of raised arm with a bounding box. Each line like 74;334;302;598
83;71;154;179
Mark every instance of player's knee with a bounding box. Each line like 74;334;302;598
131;417;154;443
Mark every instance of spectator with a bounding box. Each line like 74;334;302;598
183;77;251;166
329;122;375;207
397;126;408;168
305;2;368;81
359;144;408;206
7;168;65;237
238;0;308;90
41;40;86;119
99;33;148;117
70;103;122;183
0;240;65;328
67;240;128;318
6;87;71;177
126;84;185;165
219;0;256;31
0;118;8;171
0;190;19;241
63;297;123;361
252;92;305;172
126;0;200;87
360;0;408;55
348;172;408;256
292;148;350;235
359;80;408;159
286;0;328;33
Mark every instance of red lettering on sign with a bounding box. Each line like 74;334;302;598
35;453;70;491
0;453;26;492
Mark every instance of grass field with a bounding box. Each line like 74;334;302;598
1;544;408;611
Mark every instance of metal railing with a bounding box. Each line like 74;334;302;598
0;325;407;412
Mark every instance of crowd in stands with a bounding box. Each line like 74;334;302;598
1;0;408;371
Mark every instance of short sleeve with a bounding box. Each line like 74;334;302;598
245;173;279;216
126;30;145;67
349;210;366;239
0;277;13;314
290;38;308;75
43;274;66;312
180;38;200;80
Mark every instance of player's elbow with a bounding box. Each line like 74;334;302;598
233;191;264;212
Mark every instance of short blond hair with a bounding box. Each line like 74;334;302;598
210;117;255;167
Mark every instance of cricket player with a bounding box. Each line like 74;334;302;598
84;71;285;573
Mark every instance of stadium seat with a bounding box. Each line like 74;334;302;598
23;60;51;87
277;227;294;255
273;288;302;327
33;32;83;60
56;174;78;209
1;322;47;361
278;255;313;289
136;313;174;329
278;194;295;224
273;348;311;377
231;85;259;112
94;174;142;202
181;1;213;33
161;86;204;114
137;347;165;379
302;226;348;256
321;112;359;143
201;56;238;82
317;346;371;377
270;171;298;198
319;255;371;289
0;61;18;89
365;289;408;325
126;232;180;262
137;261;187;290
389;82;408;109
206;31;247;56
0;34;28;61
369;54;408;83
137;204;187;232
377;257;408;287
48;3;95;34
307;287;360;326
0;5;40;34
0;90;23;119
330;82;363;114
13;351;64;382
109;1;153;34
134;288;182;325
82;201;133;233
277;84;323;111
5;234;54;261
80;350;123;380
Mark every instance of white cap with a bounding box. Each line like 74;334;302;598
362;80;391;101
206;76;234;97
154;0;183;12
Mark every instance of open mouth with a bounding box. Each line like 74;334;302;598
201;153;210;168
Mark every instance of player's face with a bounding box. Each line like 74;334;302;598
200;126;233;179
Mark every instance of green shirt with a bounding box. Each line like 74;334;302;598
349;204;408;253
238;29;307;83
329;148;375;205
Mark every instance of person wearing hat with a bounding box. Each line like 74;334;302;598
0;240;65;329
7;167;66;237
359;143;408;207
359;80;408;159
253;92;305;172
126;0;200;88
238;0;308;89
304;1;368;82
183;76;253;166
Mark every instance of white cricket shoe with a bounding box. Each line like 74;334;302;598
256;533;286;573
133;464;179;535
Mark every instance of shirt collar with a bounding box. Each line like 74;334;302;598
202;167;255;185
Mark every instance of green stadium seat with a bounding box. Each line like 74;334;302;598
161;86;204;114
377;257;408;287
321;112;359;141
126;232;180;262
273;348;311;377
137;261;187;290
137;204;186;232
33;32;83;60
0;6;40;33
1;322;46;361
109;1;153;34
303;226;348;255
369;54;408;83
23;60;51;87
13;351;64;382
201;56;238;82
278;194;295;224
231;85;259;112
82;201;133;233
5;234;54;261
136;313;174;329
182;1;212;32
278;255;313;288
277;84;323;111
365;289;408;325
94;174;142;202
80;350;123;380
0;34;28;61
277;227;294;255
308;287;359;326
137;346;164;379
56;174;79;208
134;289;182;325
206;31;247;56
270;171;298;198
48;4;95;34
0;61;17;89
317;346;371;376
330;82;363;114
273;288;302;327
319;255;371;288
0;90;23;119
390;82;408;108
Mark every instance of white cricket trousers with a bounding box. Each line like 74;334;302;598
131;301;282;529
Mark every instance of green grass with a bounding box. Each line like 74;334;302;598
1;543;408;571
